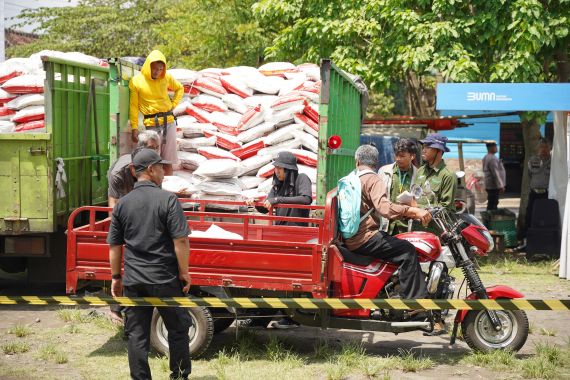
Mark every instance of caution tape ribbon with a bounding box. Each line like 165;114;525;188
0;296;569;311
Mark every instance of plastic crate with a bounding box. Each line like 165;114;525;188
481;209;517;248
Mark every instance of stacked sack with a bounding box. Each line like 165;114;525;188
170;62;321;205
0;51;107;134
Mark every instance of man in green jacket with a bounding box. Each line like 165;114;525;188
413;133;457;231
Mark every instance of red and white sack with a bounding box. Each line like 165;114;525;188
299;164;317;183
5;94;44;110
177;136;216;152
193;77;227;98
0;89;17;103
191;193;242;211
198;178;243;196
243;95;278;109
162;175;198;195
264;104;304;125
11;105;45;123
284;71;307;81
14;120;45;133
185;104;213;123
294;113;319;136
192;94;228;113
221;94;248;114
256;162;275;178
173;170;196;184
240;154;273;176
270;93;306;111
236;122;275;144
263;123;303;146
177;115;198;128
210;111;241;135
304;102;319;123
243;74;284;95
241;188;267;201
238;176;265;190
297;63;321;81
220;75;253;98
288;148;318;167
230;138;265;160
194;159;242;178
204;130;242;150
258;62;297;77
278;77;306;96
292;130;318;153
0;106;16;121
258;177;274;194
0;120;15;133
173;99;192;116
168;69;199;85
2;74;44;94
258;138;302;158
0;58;30;84
237;105;264;131
199;68;228;78
197;146;239;161
180;121;216;138
225;66;260;76
177;151;208;170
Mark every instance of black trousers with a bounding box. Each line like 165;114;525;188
123;280;192;380
521;190;548;239
353;231;427;299
486;189;500;211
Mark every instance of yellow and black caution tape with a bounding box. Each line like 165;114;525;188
0;296;569;311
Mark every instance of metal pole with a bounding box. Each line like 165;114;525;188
0;0;5;62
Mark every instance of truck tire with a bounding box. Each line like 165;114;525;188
150;307;214;358
213;318;235;334
461;309;529;352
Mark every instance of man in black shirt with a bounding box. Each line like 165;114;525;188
107;148;192;380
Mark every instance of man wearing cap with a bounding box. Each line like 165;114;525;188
129;50;184;176
482;142;506;211
107;148;192;380
413;133;457;229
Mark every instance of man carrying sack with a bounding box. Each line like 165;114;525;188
129;50;184;176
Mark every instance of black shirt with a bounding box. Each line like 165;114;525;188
107;181;191;286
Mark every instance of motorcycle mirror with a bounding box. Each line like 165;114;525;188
411;184;423;199
456;171;465;179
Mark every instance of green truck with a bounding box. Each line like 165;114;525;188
0;57;365;283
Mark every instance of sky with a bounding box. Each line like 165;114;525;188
3;0;78;32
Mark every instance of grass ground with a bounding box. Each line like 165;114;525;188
1;258;569;380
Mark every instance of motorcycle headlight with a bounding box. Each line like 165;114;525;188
480;229;494;252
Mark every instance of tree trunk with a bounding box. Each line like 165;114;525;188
405;72;437;117
517;117;542;238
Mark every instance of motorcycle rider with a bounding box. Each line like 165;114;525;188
345;145;431;316
378;138;419;235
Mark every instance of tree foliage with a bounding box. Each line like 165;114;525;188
7;0;269;70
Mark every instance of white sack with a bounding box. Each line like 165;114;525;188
194;159;242;178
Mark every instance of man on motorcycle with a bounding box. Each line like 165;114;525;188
345;145;431;307
378;138;419;235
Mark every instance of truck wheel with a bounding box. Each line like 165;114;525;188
213;318;235;334
462;309;528;352
150;307;214;358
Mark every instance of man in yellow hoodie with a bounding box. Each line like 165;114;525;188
129;50;183;176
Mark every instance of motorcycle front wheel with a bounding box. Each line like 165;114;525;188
462;309;529;352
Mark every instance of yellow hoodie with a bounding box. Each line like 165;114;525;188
129;50;183;129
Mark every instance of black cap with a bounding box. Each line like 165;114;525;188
132;148;170;173
273;151;298;171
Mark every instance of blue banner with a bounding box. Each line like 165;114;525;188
437;83;570;111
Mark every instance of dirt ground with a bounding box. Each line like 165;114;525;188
1;265;569;379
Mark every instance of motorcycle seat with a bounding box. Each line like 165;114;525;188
336;244;377;266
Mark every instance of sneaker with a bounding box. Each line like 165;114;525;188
271;317;299;329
